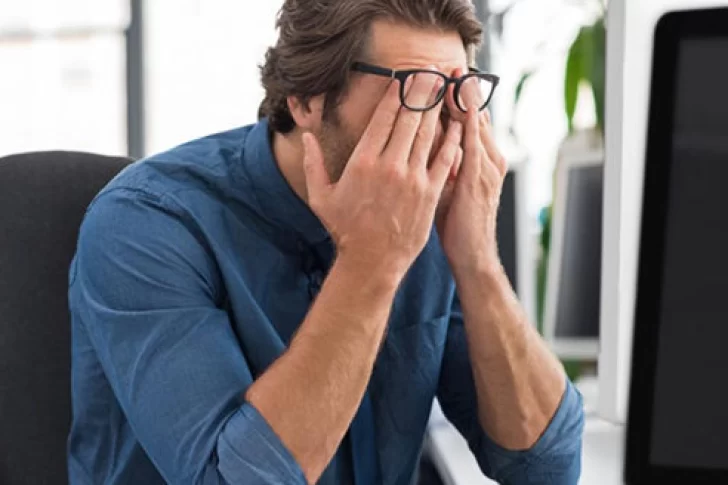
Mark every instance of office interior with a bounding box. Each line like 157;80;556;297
2;0;727;484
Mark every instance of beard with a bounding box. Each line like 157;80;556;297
315;107;449;183
316;110;359;184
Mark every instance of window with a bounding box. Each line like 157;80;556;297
0;0;130;158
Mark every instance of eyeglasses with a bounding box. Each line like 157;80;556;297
351;62;500;113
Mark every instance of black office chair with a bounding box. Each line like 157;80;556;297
0;151;132;485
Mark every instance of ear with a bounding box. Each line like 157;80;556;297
287;95;325;131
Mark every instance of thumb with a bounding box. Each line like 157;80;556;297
302;132;331;200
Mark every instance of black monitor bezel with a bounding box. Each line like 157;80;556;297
625;7;728;485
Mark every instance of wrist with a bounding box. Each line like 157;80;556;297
297;254;399;344
449;250;503;281
453;255;514;301
332;253;404;297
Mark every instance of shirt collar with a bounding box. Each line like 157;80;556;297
241;118;331;247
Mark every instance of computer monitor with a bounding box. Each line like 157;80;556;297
598;0;728;424
543;152;603;360
625;7;728;484
496;159;536;324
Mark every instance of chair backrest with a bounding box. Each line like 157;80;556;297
0;151;132;485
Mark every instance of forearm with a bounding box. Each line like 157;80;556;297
245;256;399;484
454;262;566;451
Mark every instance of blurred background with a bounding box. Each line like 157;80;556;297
0;0;604;220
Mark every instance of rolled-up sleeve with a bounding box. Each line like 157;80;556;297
70;188;306;484
217;404;307;483
436;299;584;485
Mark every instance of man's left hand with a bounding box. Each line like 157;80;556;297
436;71;508;275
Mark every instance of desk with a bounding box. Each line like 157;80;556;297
580;418;625;484
426;386;626;484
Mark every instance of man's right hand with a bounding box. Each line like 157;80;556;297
302;70;464;281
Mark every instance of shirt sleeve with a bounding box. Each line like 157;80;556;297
436;293;585;485
69;187;307;485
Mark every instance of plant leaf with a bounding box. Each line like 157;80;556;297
514;71;533;106
564;27;586;133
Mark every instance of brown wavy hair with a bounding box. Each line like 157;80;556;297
258;0;483;134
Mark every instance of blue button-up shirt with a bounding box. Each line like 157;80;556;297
68;119;584;485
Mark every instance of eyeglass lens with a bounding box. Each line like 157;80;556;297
402;72;447;111
401;71;494;111
457;75;495;112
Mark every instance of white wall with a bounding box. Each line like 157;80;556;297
143;0;283;155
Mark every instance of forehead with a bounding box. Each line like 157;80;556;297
367;19;469;75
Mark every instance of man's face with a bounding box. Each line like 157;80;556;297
316;20;469;182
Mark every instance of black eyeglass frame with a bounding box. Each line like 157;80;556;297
351;61;500;113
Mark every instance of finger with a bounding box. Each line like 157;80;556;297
429;121;463;191
357;81;402;157
472;113;504;191
385;68;443;162
479;110;508;176
461;108;482;181
449;146;464;182
459;73;485;112
410;87;445;172
445;68;467;124
302;132;331;201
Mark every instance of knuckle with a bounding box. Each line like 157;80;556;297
479;145;489;160
358;153;376;166
400;113;421;132
414;173;430;191
419;121;436;140
424;185;440;204
441;145;458;165
354;147;377;166
495;154;508;171
385;162;406;181
381;110;398;128
413;129;434;153
308;195;324;214
442;147;457;166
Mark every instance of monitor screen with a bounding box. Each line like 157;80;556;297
648;36;728;471
497;170;518;293
554;164;603;340
626;8;728;484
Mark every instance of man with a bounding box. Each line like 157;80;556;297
68;0;584;483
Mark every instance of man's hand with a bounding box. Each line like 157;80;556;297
248;73;462;483
303;72;463;282
436;68;508;275
434;73;570;454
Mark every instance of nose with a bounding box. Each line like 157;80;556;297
443;69;470;124
440;106;451;129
